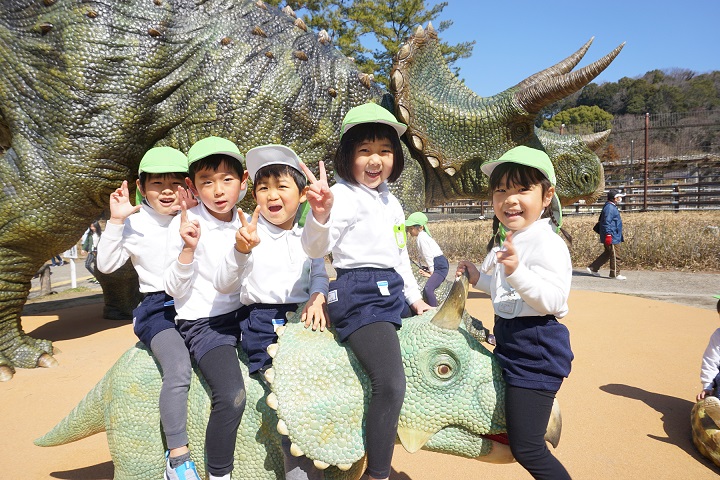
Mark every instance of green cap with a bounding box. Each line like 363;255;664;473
246;144;304;182
187;136;245;166
481;146;563;230
405;212;428;227
341;103;407;139
714;295;720;299
138;146;188;175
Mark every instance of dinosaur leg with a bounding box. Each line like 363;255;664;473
0;249;57;381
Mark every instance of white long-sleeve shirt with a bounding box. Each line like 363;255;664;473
164;203;242;320
416;230;444;272
95;203;173;293
214;215;329;305
302;179;422;306
474;218;571;319
700;329;720;390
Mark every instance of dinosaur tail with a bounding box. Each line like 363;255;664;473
34;362;112;446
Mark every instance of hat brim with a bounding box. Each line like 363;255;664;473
342;119;407;139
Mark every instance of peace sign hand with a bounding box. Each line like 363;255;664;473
179;201;201;253
171;185;198;212
235;206;261;254
299;161;333;225
496;231;519;276
108;180;141;224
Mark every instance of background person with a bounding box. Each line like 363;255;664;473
405;212;449;307
587;189;626;280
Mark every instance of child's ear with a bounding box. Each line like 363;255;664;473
240;170;249;190
299;185;309;203
135;178;144;197
544;185;556;207
185;177;199;196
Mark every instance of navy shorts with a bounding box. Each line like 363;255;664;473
177;309;243;363
329;268;404;342
239;303;298;374
493;314;573;392
132;291;177;348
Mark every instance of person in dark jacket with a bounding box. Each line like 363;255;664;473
587;189;626;280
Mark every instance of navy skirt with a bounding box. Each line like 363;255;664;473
329;268;405;342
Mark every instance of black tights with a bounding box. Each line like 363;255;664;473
347;322;406;479
505;385;571;480
197;345;246;477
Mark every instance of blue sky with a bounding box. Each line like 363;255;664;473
430;0;720;96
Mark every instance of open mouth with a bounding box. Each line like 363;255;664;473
268;205;282;213
159;198;175;206
365;171;381;179
504;210;523;218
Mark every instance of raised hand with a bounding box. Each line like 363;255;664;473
171;185;198;212
235;205;261;254
299;161;333;224
496;231;519;276
108;180;141;224
179;201;201;255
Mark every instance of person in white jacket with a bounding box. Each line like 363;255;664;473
300;103;431;480
96;146;201;480
697;296;720;402
214;144;328;480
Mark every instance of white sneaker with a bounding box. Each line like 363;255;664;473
612;275;627;280
586;267;600;277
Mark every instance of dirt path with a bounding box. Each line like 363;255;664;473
3;287;720;479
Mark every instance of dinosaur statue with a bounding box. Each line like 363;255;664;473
691;396;720;468
0;0;622;380
37;276;560;479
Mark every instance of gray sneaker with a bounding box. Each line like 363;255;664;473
612;275;627;280
165;453;201;480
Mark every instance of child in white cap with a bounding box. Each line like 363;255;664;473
213;143;328;480
457;145;573;480
96;146;201;480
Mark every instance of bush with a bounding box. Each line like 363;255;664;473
415;211;720;272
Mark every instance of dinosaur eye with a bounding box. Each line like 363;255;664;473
429;352;459;383
435;363;453;378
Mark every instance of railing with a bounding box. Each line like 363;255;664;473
427;179;720;220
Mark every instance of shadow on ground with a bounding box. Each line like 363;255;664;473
600;383;720;474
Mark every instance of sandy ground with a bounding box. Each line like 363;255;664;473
3;284;720;479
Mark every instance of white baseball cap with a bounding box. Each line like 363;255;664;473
246;144;304;182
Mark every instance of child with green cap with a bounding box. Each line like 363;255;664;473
96;146;201;480
697;296;720;403
456;145;573;480
405;211;448;307
300;102;431;480
164;136;249;480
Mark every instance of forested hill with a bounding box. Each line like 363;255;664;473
542;69;720;118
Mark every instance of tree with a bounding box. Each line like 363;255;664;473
541;105;613;134
265;0;474;87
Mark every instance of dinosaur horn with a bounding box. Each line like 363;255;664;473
515;37;594;90
430;273;469;330
515;42;625;114
579;129;611;152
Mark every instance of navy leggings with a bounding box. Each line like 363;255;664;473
423;256;449;307
505;385;571;480
346;322;406;479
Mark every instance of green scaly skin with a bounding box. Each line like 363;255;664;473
35;279;506;479
0;0;620;378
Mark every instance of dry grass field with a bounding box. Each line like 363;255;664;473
416;210;720;272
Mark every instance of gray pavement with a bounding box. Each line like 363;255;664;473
28;259;720;311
